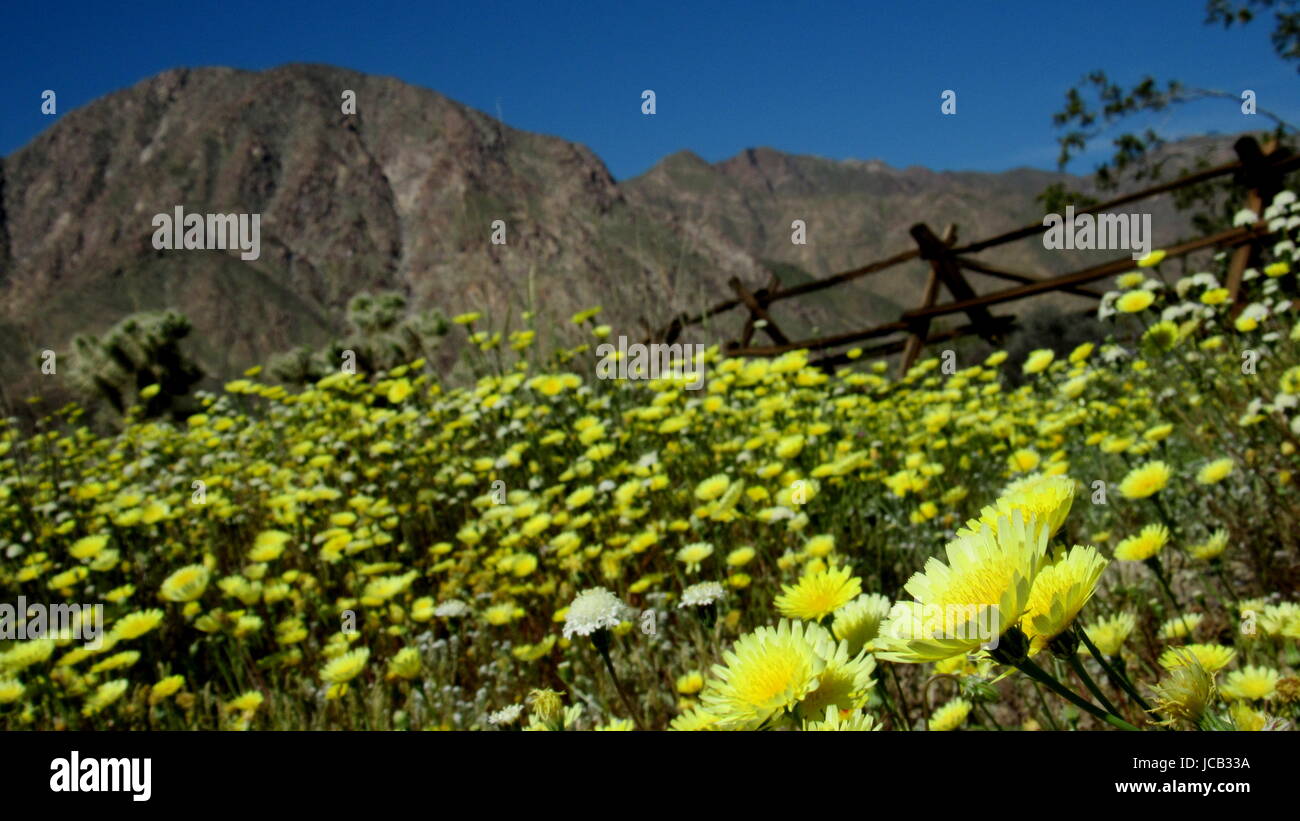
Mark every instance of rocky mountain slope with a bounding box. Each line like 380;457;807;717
0;63;1227;402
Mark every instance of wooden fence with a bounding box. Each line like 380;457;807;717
651;136;1300;375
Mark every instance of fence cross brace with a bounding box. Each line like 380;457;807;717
729;273;790;348
901;223;968;374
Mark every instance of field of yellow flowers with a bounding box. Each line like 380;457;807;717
3;195;1300;732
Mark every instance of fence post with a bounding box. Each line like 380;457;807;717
1226;137;1286;308
900;224;960;376
729;275;790;347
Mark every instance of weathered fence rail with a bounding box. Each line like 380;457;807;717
652;136;1300;375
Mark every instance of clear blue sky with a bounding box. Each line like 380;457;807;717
2;0;1296;180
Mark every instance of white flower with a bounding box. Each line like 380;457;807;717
1175;271;1219;299
678;581;726;609
1274;190;1297;208
1233;208;1259;227
761;505;796;522
434;599;471;618
1100;344;1129;363
1241;302;1270;322
1272;393;1298;412
487;704;525;726
562;587;631;638
1097;291;1119;320
1161;302;1196;322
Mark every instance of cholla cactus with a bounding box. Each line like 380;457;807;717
268;290;449;384
67;310;203;422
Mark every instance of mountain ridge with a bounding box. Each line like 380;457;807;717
0;63;1230;406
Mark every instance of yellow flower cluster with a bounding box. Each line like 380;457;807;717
2;191;1300;731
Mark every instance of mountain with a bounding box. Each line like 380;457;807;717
0;64;1227;405
0;64;771;392
622;144;1222;337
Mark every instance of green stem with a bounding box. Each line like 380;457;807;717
1032;681;1062;730
975;701;1004;731
1075;624;1152;712
1212;561;1240;606
1147;555;1196;637
886;663;914;729
1150;495;1182;553
1066;650;1123;719
593;633;647;731
875;669;908;730
1015;655;1140;731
